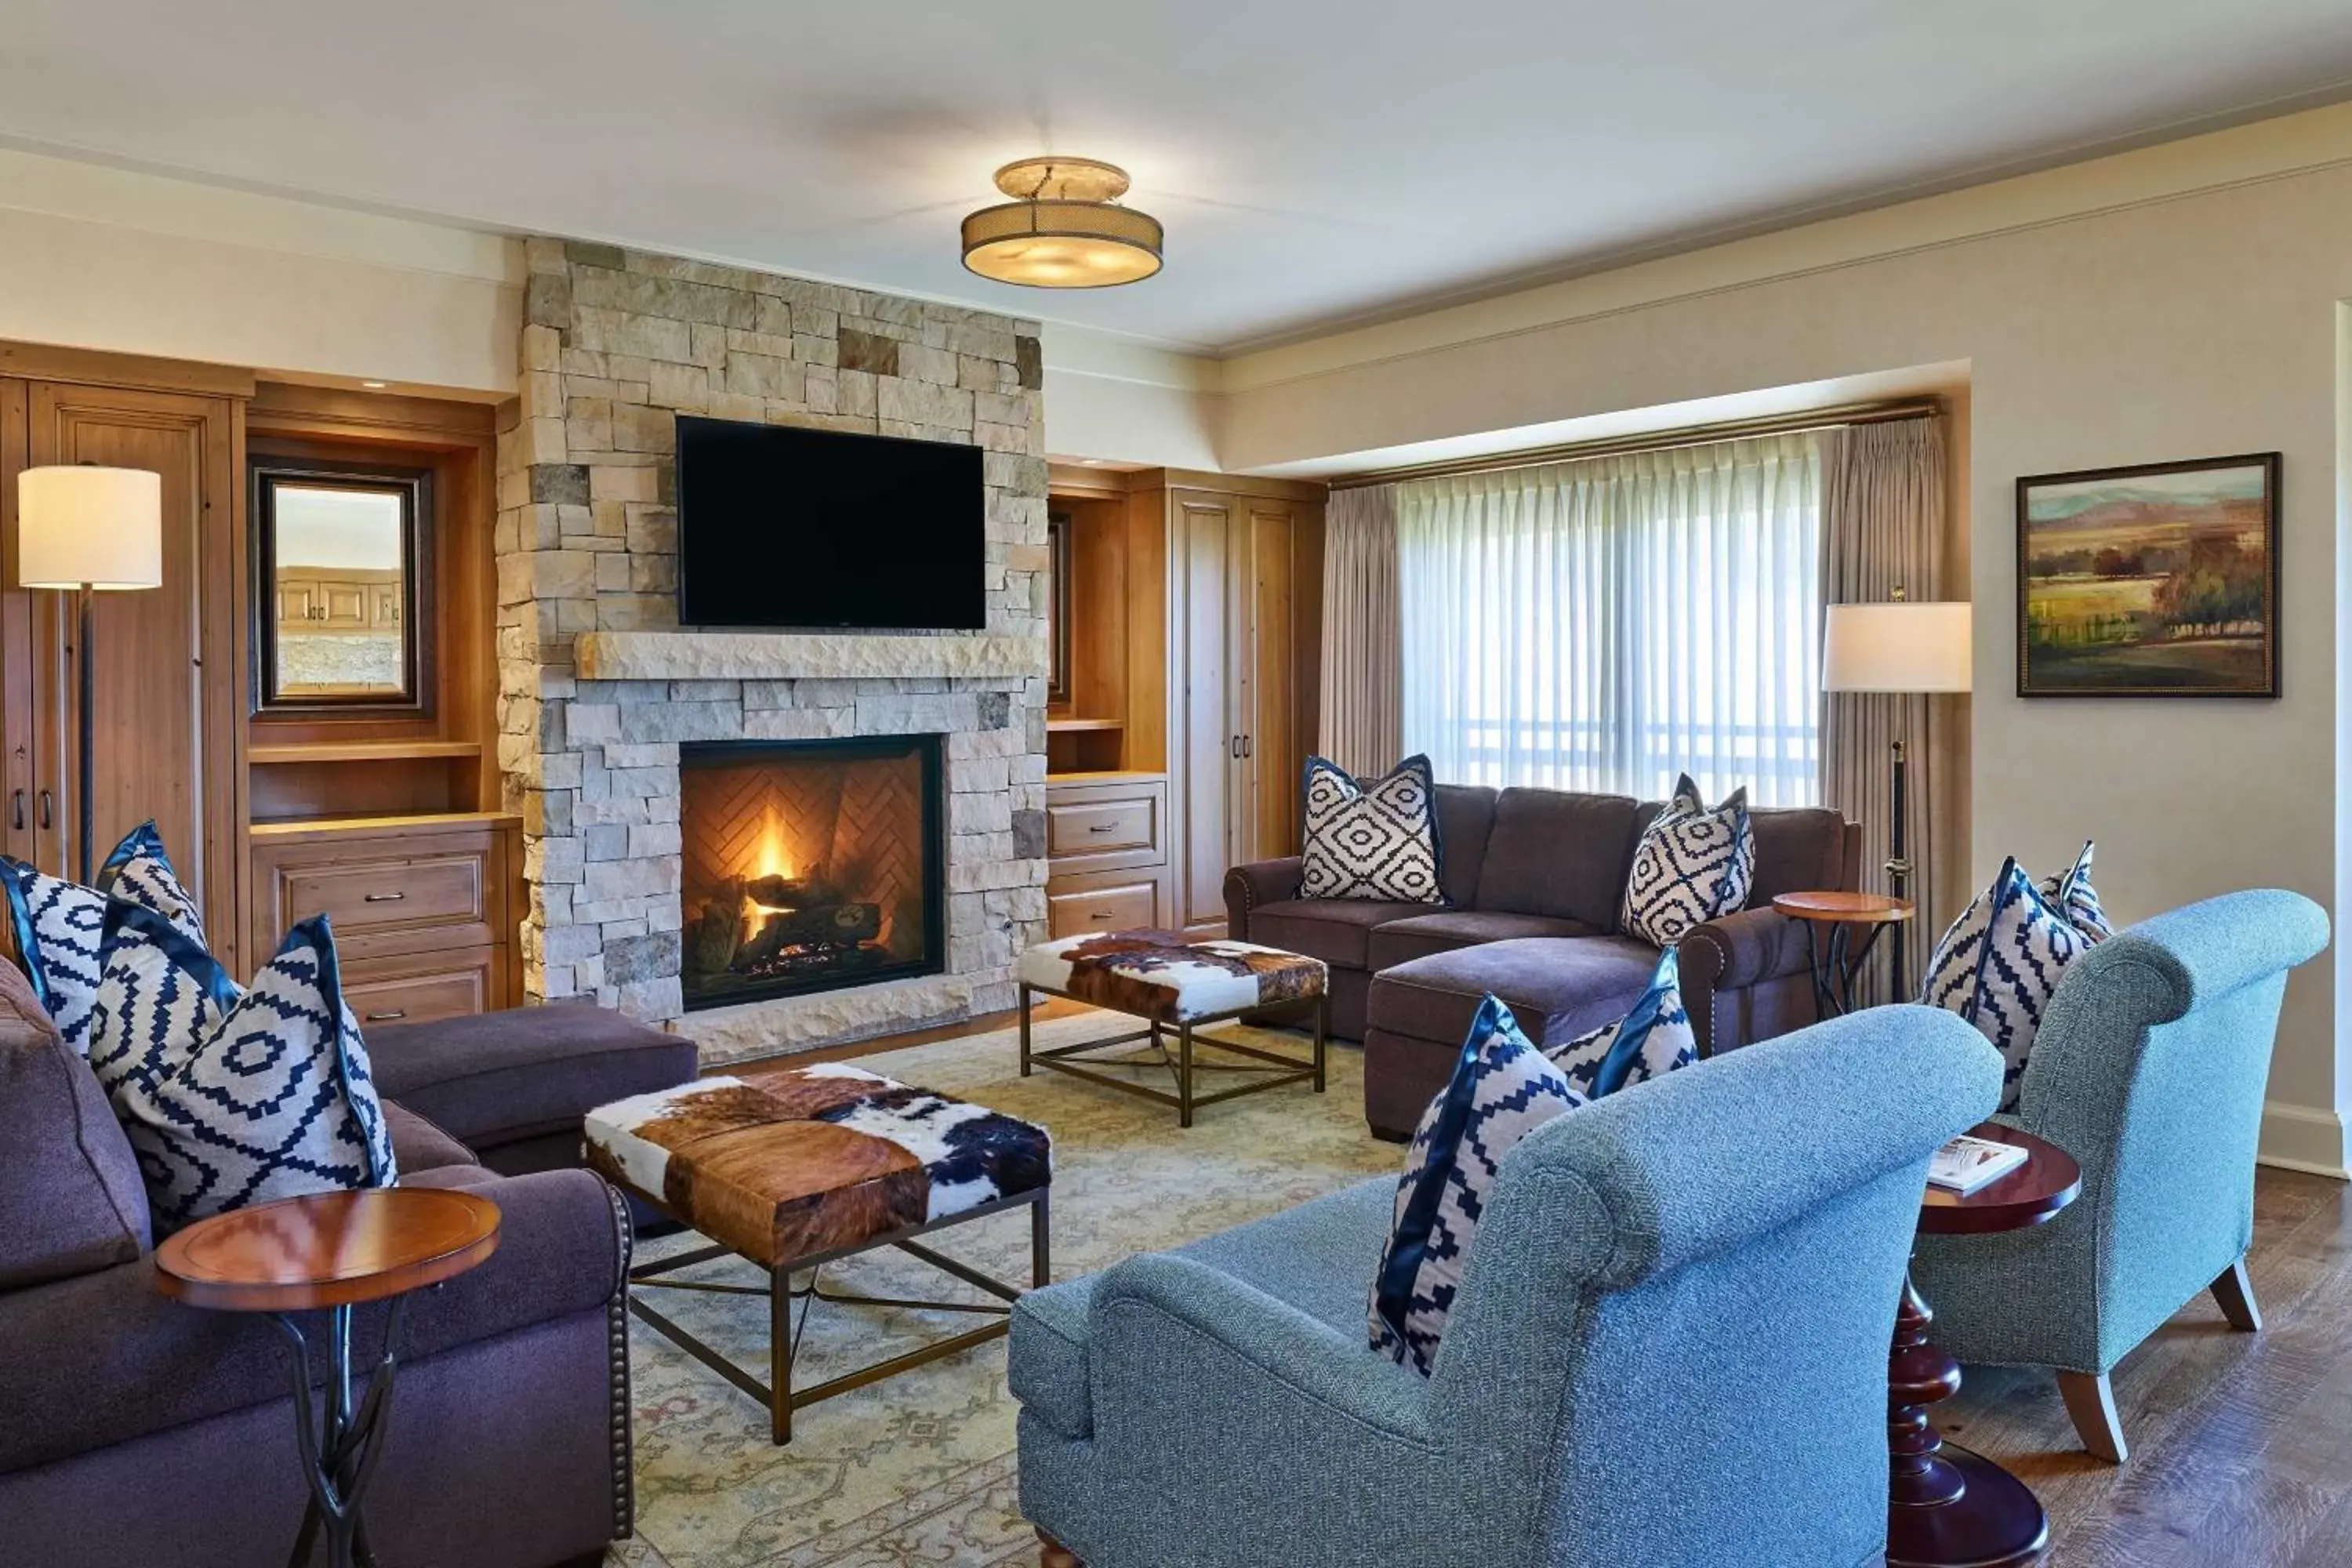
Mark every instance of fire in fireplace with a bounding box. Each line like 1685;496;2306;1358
677;735;945;1010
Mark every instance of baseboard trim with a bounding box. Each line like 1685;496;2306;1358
2257;1100;2350;1179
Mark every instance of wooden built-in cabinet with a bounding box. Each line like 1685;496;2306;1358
1044;466;1323;938
0;343;517;1013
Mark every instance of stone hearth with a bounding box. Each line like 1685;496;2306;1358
492;239;1049;1064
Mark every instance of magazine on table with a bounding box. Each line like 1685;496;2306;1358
1928;1134;2029;1196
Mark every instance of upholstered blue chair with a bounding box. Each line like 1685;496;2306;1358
1009;1006;2002;1568
1908;887;2328;1464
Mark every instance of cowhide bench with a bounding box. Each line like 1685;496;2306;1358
585;1064;1051;1443
1015;928;1328;1127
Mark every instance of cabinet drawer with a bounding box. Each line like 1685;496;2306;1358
282;851;487;935
1047;797;1157;858
342;952;495;1026
1047;879;1161;938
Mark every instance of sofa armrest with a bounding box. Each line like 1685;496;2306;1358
0;1169;629;1476
1680;906;1812;994
1223;857;1305;939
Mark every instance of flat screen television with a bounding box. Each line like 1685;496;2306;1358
674;415;986;630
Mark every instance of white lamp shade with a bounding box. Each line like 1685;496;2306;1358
16;466;163;590
1823;601;1973;694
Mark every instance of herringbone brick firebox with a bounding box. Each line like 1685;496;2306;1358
678;736;945;1009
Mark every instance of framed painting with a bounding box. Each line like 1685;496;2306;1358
2016;452;2279;698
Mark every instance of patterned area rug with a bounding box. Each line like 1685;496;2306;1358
607;1009;1399;1568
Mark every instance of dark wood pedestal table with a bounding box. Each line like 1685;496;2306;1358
1772;891;1915;1017
153;1189;503;1568
1890;1123;2080;1568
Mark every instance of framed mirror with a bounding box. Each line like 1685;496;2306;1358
252;459;434;714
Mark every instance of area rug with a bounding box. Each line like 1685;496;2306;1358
608;1010;1398;1568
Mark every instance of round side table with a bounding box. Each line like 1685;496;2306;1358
1771;891;1915;1015
1889;1123;2080;1568
154;1187;502;1568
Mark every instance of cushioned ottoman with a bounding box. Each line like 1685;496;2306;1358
1015;929;1329;1127
585;1064;1051;1443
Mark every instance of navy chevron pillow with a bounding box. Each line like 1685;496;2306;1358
96;903;396;1236
2;822;207;1057
1370;995;1582;1375
1545;948;1698;1098
1919;857;2092;1112
1620;774;1755;948
2038;840;2114;943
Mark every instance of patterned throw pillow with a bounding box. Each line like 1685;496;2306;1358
2038;840;2114;942
1;822;205;1056
1370;995;1582;1375
1919;857;2092;1112
1545;949;1698;1098
1301;754;1445;904
96;904;395;1234
1620;774;1756;948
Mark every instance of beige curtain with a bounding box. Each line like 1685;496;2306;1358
1319;484;1404;775
1819;416;1955;1001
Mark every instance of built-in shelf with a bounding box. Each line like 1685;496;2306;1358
249;739;484;766
1046;717;1124;734
249;809;521;843
1047;768;1167;786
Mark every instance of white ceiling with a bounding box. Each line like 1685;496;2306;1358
4;1;2350;354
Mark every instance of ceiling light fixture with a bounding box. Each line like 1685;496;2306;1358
962;158;1162;289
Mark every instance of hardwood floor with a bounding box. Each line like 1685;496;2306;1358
1937;1167;2352;1565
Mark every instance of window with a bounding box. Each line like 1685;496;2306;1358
1396;433;1821;806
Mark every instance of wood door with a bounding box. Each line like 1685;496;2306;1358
1239;498;1301;863
1172;492;1238;929
26;383;241;967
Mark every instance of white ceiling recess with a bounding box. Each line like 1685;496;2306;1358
1;0;2349;356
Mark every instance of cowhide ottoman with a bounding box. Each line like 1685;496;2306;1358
1015;928;1328;1127
585;1063;1051;1443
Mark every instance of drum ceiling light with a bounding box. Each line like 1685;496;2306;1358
962;158;1163;289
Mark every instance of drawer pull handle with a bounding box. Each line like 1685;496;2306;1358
1086;823;1119;833
9;790;20;832
363;891;407;902
365;1009;407;1022
1088;909;1114;921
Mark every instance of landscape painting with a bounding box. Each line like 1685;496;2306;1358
2017;452;2279;698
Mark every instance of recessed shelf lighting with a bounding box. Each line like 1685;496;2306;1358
360;379;388;389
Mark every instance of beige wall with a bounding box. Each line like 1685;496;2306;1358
1218;113;2352;1171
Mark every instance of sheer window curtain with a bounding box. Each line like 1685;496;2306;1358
1397;434;1823;805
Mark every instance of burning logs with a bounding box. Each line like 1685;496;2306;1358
738;902;883;965
685;869;884;977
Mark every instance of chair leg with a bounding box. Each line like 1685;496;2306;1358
1038;1528;1083;1567
2212;1257;2263;1332
2057;1370;2128;1464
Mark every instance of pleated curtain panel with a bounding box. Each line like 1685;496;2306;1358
1818;416;1954;1001
1316;482;1404;777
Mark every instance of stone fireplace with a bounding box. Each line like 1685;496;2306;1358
678;735;944;1009
492;238;1051;1065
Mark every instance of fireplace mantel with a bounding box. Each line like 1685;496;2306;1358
575;630;1047;684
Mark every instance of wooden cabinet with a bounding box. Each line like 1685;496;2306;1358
1167;486;1322;932
1044;774;1171;938
249;814;520;1016
0;375;245;968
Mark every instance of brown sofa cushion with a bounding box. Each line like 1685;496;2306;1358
0;962;149;1292
387;1102;481;1176
365;1002;697;1150
1248;898;1439;971
1367;935;1661;1049
1472;789;1642;927
1745;807;1852;903
1431;784;1498;906
1365;910;1596;971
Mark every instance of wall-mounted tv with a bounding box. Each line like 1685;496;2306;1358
675;416;986;630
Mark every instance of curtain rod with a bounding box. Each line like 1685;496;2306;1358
1327;397;1944;491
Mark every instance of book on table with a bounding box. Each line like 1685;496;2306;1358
1928;1134;2030;1196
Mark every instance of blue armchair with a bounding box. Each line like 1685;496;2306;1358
1908;888;2328;1463
1009;1006;2002;1568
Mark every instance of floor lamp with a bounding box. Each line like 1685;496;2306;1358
1821;591;1972;999
16;465;164;884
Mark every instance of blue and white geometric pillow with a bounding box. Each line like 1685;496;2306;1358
1620;773;1756;949
1301;753;1446;904
1545;949;1699;1098
100;905;395;1236
2038;840;2114;943
1919;857;2093;1112
1370;995;1582;1376
1;822;206;1057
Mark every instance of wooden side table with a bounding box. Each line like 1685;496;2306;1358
1889;1123;2081;1568
154;1188;502;1568
1772;891;1915;1014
